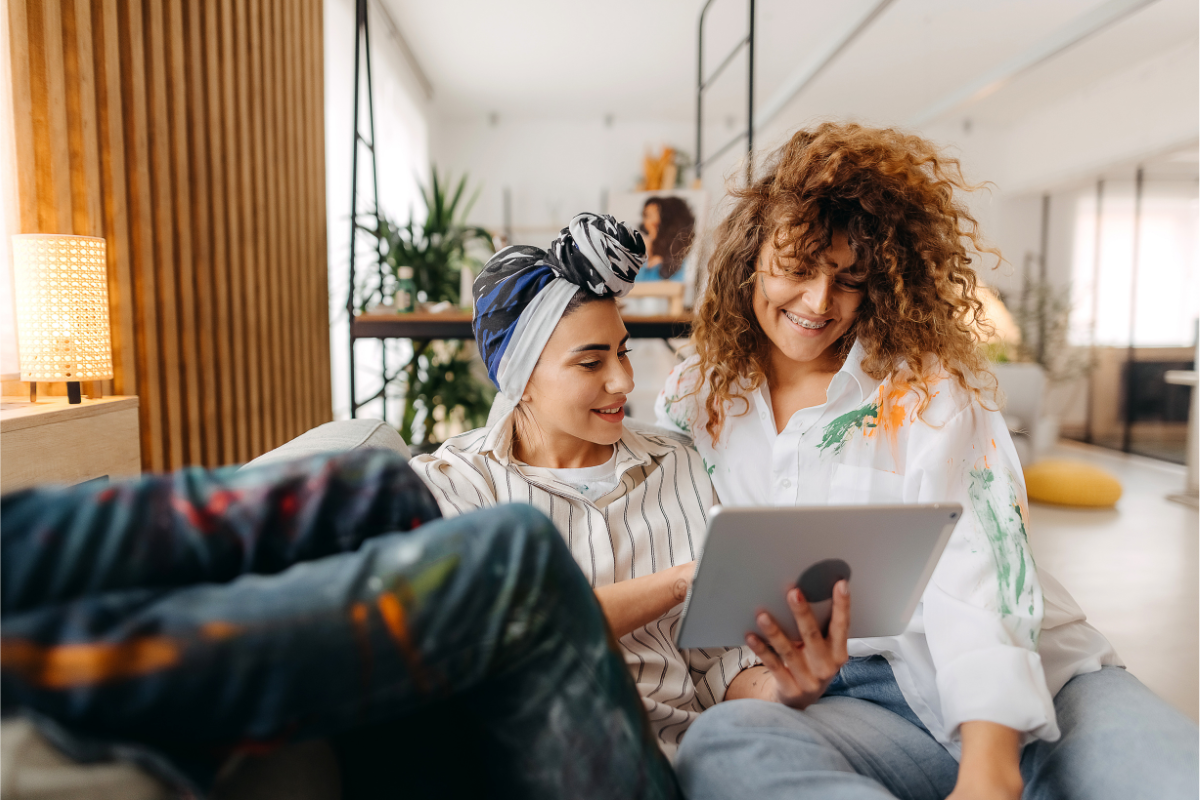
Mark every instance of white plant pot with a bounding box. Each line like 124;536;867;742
1033;414;1061;460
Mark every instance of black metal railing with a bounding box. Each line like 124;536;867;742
696;0;755;183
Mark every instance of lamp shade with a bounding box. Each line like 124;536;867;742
11;234;114;382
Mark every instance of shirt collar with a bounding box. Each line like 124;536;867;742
480;407;672;474
838;339;881;405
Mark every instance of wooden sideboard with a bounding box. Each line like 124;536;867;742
1;396;141;492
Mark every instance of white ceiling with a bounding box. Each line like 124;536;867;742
381;0;1197;129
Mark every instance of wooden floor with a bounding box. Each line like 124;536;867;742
1028;440;1198;720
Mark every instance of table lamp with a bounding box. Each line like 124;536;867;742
11;234;114;404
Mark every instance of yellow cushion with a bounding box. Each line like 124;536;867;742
1024;459;1123;508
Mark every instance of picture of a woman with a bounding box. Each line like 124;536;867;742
638;196;696;282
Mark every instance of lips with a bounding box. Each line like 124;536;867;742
592;403;625;423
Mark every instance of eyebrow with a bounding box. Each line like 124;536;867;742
571;334;630;354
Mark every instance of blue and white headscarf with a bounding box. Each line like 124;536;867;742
474;212;644;401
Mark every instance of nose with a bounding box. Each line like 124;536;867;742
805;272;835;315
607;358;635;395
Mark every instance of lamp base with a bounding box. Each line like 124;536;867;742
29;381;36;404
67;382;81;404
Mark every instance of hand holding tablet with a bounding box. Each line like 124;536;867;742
741;579;852;709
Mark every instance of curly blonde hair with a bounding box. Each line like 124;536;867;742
689;121;997;442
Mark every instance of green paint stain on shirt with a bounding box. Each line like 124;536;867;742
818;401;879;454
967;466;1040;646
702;458;715;477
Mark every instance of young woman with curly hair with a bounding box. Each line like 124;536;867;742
656;123;1197;800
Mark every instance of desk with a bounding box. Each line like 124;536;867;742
349;311;693;416
352;311;693;341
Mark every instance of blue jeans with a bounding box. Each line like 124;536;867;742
676;655;1198;799
1;451;679;800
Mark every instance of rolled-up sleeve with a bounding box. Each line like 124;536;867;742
683;645;760;709
908;403;1059;743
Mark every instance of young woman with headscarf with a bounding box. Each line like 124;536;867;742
410;212;832;759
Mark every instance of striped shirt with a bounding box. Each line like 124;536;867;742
410;411;757;758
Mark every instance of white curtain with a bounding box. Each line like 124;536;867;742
324;0;430;421
1072;180;1199;348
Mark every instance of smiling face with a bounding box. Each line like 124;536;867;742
752;229;865;370
516;297;634;469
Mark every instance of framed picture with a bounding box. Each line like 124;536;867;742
608;189;710;309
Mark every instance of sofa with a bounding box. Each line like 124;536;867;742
2;419;407;800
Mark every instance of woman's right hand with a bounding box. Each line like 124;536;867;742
743;580;850;710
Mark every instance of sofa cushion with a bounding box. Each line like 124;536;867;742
243;420;410;470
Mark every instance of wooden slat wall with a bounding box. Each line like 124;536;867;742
5;0;333;469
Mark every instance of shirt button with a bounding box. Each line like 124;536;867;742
781;478;791;488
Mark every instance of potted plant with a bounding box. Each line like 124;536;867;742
991;268;1094;460
357;168;497;450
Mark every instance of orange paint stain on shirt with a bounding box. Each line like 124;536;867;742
377;592;430;692
1;636;181;689
991;439;997;449
866;385;909;462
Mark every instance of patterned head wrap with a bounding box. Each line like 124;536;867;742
473;212;645;400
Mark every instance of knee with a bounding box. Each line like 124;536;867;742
467;504;573;575
1031;667;1199;797
459;503;591;604
678;699;813;762
677;701;825;797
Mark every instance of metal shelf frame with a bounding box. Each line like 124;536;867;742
695;0;756;182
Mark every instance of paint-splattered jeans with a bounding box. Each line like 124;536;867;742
1;450;679;800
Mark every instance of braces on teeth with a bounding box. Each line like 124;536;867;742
785;310;828;329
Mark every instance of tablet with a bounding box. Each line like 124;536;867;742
675;504;961;650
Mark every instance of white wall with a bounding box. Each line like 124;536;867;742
430;115;696;243
325;0;431;420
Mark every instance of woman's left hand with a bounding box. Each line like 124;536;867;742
743;580;850;710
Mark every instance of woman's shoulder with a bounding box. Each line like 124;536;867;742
409;427;493;469
656;355;705;432
663;354;704;392
882;358;1002;429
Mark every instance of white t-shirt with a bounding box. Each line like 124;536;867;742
521;447;621;503
655;340;1120;756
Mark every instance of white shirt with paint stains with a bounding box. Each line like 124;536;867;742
655;341;1119;755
